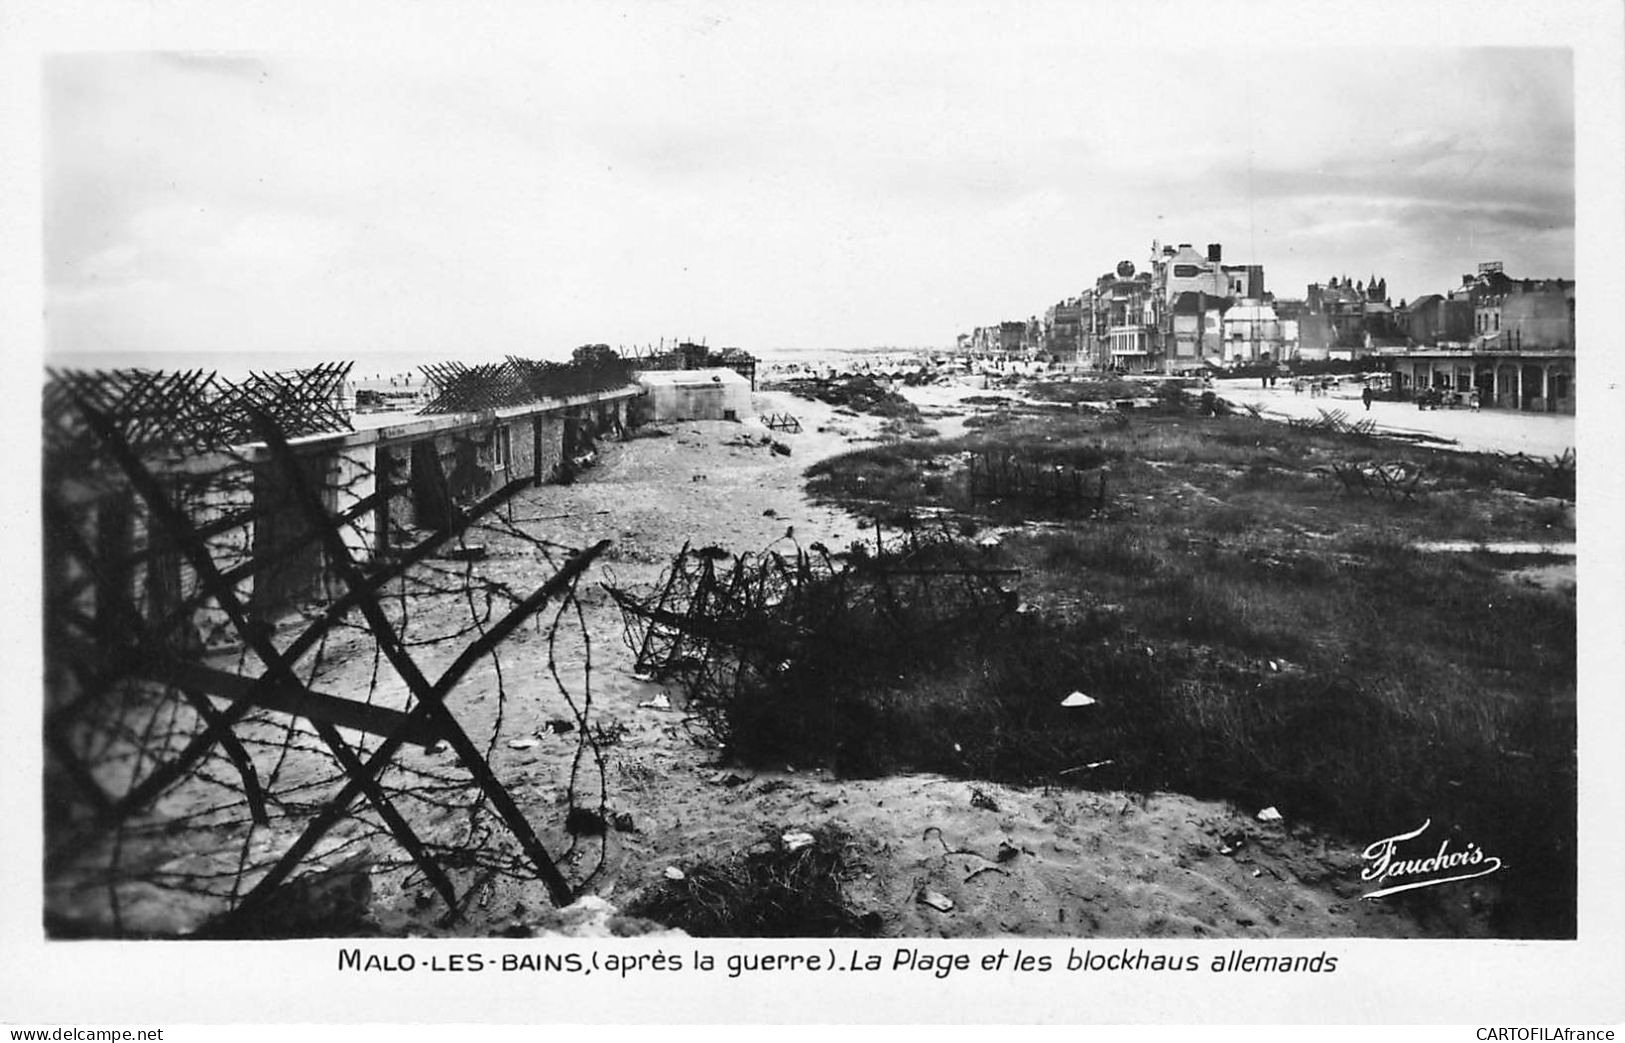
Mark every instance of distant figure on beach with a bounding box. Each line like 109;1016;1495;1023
1470;390;1481;411
1362;386;1373;411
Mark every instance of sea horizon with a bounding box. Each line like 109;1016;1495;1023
41;342;948;382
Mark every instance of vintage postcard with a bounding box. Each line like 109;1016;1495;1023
2;0;1621;1031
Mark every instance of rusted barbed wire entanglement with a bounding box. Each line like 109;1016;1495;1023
966;450;1107;512
606;527;1021;752
41;361;631;938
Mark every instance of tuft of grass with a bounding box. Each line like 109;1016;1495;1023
625;825;879;937
1025;377;1148;404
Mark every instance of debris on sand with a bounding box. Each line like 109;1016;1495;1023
1060;690;1097;708
566;808;608;836
917;889;955;913
784;375;922;422
629;825;876;937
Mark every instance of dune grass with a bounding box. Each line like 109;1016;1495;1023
737;404;1578;937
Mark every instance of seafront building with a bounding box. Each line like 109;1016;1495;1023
961;242;1575;411
1378;264;1575;413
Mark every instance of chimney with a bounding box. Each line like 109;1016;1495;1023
1207;243;1222;263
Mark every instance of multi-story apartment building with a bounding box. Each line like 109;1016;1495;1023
1043;298;1085;362
1297;274;1400;358
1222;300;1284;363
1088;260;1159;372
1397;292;1474;346
1146;242;1266;370
1388;263;1575;413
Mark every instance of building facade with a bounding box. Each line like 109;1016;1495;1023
1384;263;1575;413
1089;260;1158;372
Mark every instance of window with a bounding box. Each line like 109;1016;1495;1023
494;425;512;470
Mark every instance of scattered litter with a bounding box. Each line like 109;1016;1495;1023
612;812;637;833
663;866;686;882
917;889;955;913
543;718;575;734
978;535;1002;551
781;831;815;852
1267;660;1280;672
1058;759;1114;776
970;788;1000;812
424;740;449;754
1256;806;1283;823
506;737;539;751
1145;646;1155;658
631;670;656;682
762;508;777;517
964;865;1011;884
1060;690;1097;708
638;693;673;711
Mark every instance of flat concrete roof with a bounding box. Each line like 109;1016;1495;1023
634;367;750;387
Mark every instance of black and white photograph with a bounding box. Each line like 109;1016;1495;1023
3;0;1622;1030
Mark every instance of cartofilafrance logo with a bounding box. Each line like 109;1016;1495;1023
1360;818;1502;899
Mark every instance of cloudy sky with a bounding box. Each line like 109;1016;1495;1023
38;8;1579;364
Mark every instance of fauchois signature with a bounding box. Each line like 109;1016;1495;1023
1360;818;1502;899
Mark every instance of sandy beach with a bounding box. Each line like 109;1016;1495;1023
337;381;1489;940
45;373;1528;941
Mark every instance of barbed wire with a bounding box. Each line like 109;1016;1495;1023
44;367;617;938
